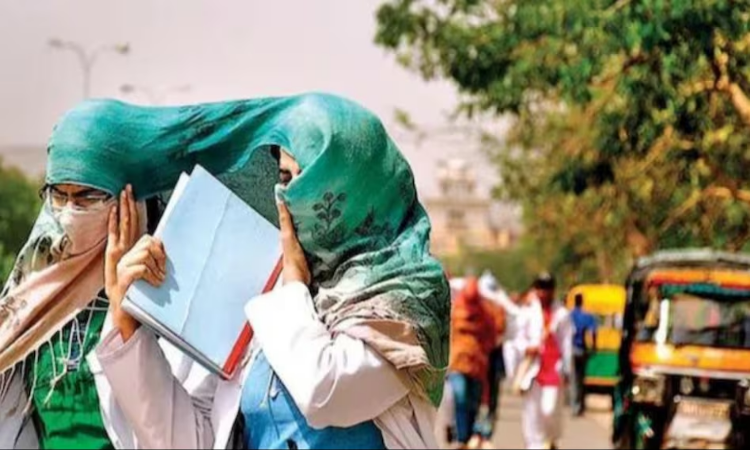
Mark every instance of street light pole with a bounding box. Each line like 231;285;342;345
120;84;192;105
48;38;130;99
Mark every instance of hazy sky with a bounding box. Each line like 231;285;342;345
0;0;501;197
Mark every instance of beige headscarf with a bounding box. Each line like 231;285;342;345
0;201;114;376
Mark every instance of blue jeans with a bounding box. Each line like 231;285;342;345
475;346;506;439
448;373;483;444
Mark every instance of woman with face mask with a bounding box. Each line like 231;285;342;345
2;93;449;450
0;177;147;449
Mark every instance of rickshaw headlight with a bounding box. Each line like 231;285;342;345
632;374;666;406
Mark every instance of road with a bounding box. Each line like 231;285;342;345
490;394;612;449
438;392;613;449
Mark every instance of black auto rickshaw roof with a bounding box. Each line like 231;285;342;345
630;249;750;282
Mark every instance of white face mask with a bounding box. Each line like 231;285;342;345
53;200;115;257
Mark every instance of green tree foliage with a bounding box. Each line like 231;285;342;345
376;0;750;282
0;159;41;284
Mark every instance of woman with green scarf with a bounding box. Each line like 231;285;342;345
5;92;449;449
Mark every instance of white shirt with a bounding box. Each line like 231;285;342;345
478;282;544;352
89;282;438;449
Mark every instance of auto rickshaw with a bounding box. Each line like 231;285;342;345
613;250;750;449
566;284;626;397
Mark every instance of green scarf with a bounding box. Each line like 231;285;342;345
46;93;450;405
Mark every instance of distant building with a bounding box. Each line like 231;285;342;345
0;145;46;177
423;158;520;256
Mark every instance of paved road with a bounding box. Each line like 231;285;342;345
438;392;613;449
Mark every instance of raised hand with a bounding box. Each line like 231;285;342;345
105;185;167;341
277;200;311;286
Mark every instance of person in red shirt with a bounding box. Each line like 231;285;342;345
520;273;572;450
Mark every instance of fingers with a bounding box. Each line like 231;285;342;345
127;185;138;245
149;238;167;267
277;200;304;256
105;206;120;289
130;248;163;281
112;185;140;250
119;188;130;245
277;201;297;259
121;264;163;288
135;236;167;274
147;243;167;278
107;206;119;248
277;200;295;245
119;242;166;286
277;200;311;285
141;267;164;287
125;237;167;278
106;206;120;264
120;264;145;287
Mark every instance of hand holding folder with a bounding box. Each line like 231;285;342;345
122;165;282;379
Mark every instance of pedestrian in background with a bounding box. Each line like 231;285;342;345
472;272;507;448
478;283;542;395
448;278;497;449
516;273;572;450
570;293;598;417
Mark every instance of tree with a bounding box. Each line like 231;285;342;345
442;245;535;293
376;0;750;283
0;159;41;284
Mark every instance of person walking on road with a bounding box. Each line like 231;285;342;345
516;273;572;450
448;278;497;449
570;293;598;416
473;272;507;448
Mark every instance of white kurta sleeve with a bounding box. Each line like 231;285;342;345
95;328;217;449
522;300;545;351
245;282;411;430
479;283;521;316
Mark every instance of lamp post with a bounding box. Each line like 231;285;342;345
120;84;192;105
48;38;130;99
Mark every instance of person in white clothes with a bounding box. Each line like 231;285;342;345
518;274;572;450
94;100;452;449
478;278;543;387
480;272;572;449
3;94;451;450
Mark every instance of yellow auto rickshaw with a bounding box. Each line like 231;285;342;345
613;249;750;449
566;284;626;394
